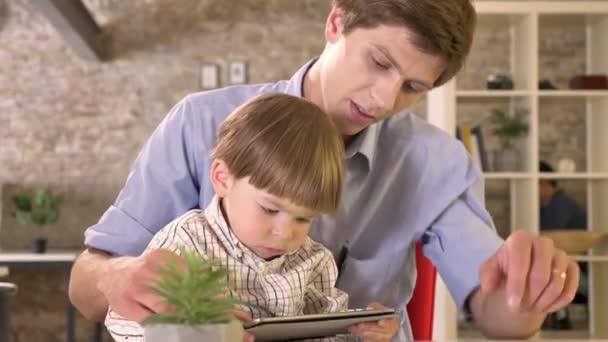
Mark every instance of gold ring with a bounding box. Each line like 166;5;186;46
553;269;567;280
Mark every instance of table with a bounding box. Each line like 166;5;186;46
0;251;103;342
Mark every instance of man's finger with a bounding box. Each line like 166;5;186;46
532;249;568;312
505;231;533;309
115;301;154;324
524;237;555;310
546;260;580;313
479;253;503;292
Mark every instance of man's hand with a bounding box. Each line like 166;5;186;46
98;249;181;323
480;230;579;313
347;302;399;342
470;230;579;338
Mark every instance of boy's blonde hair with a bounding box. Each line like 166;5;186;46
212;93;344;214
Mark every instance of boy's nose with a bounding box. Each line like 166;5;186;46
271;224;293;241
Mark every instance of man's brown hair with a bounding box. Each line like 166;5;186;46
212;93;344;214
332;0;476;87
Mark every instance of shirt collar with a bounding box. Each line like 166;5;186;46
345;123;380;170
285;57;318;98
287;58;380;170
204;196;246;259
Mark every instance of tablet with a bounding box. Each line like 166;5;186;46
244;308;399;341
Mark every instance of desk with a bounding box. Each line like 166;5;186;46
0;251;103;342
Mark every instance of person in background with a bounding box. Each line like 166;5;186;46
540;160;587;231
539;160;587;330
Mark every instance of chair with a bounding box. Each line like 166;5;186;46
406;242;436;341
0;282;17;342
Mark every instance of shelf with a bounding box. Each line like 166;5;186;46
572;255;608;262
539;90;608;97
456;90;532;97
484;173;608;180
428;3;608;340
539;173;608;180
483;172;533;180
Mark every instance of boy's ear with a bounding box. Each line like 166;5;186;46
325;5;345;44
210;159;234;197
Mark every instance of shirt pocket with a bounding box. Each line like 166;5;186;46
336;249;415;310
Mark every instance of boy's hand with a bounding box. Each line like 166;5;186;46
347;302;399;342
228;309;256;342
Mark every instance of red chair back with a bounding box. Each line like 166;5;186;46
406;242;436;341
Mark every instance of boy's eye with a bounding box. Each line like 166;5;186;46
295;217;312;224
260;206;279;215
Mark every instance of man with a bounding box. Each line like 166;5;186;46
69;1;580;341
540;161;587;231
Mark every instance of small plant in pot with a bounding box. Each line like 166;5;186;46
12;187;62;253
490;108;529;171
143;248;244;342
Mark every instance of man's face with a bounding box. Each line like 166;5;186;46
315;9;445;137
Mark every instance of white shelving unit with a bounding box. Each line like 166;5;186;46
428;1;608;340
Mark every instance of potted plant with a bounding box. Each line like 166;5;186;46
143;248;244;342
12;187;62;253
490;108;529;171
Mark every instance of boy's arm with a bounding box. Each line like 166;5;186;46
302;252;348;314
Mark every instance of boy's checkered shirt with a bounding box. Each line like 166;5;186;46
105;196;349;341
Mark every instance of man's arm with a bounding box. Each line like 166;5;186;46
68;249;113;322
71;97;207;319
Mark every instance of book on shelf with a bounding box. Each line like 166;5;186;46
456;125;489;172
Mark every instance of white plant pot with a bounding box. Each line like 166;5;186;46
144;320;243;342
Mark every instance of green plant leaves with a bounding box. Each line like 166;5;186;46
143;247;238;326
490;108;529;149
12;193;32;211
12;187;62;227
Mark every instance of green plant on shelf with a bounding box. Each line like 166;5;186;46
490;108;529;149
143;247;238;326
12;187;62;228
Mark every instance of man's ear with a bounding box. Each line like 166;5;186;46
210;159;234;197
325;5;345;44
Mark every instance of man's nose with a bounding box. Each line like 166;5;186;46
371;75;401;112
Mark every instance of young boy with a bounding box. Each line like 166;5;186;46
104;93;359;341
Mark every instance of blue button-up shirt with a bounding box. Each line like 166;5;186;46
85;59;503;341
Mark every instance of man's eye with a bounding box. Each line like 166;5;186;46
403;82;426;93
373;58;389;70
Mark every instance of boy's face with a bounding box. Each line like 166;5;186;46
312;7;445;137
217;175;318;260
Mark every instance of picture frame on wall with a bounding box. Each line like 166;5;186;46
229;61;248;85
200;63;220;90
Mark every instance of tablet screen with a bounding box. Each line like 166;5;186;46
244;308;399;341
